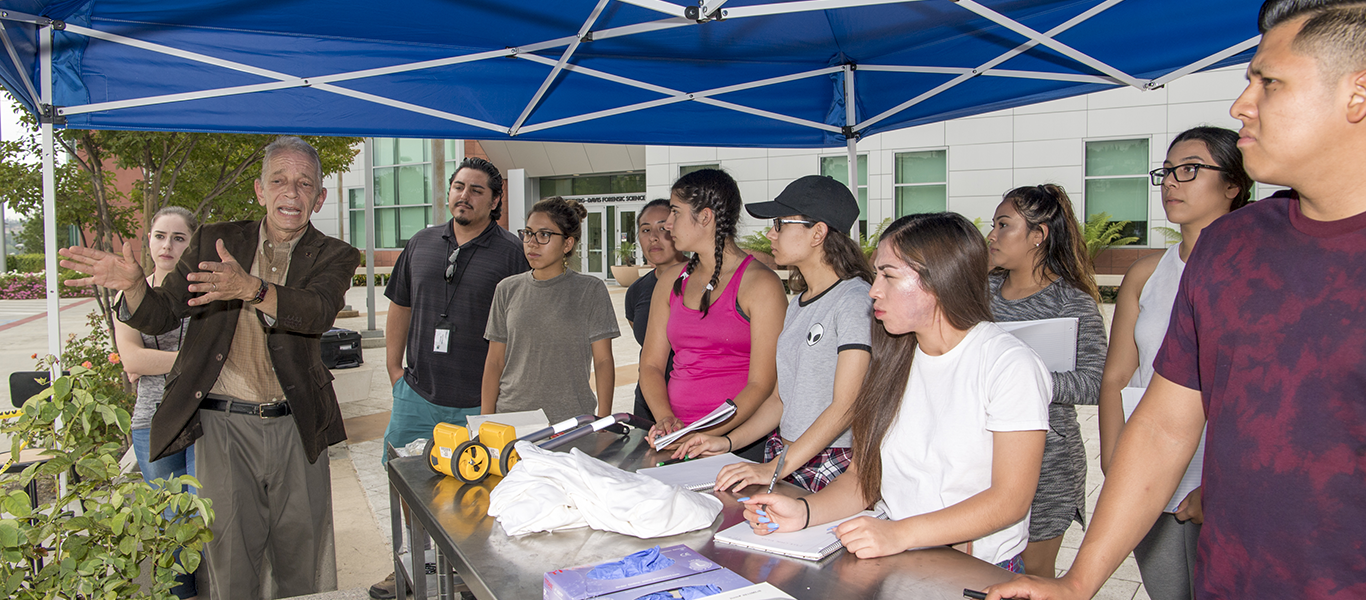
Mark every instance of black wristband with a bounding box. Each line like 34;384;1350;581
798;496;810;530
723;435;732;453
248;277;269;304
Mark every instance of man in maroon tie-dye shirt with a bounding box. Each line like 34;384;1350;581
989;1;1366;598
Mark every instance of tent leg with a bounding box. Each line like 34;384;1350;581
843;65;859;238
40;23;59;369
364;137;376;333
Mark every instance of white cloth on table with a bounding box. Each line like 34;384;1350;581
488;441;723;538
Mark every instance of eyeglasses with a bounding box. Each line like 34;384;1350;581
772;218;816;232
1149;163;1226;186
444;246;461;284
517;229;566;245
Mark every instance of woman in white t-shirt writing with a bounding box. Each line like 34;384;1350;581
673;175;873;493
738;212;1051;573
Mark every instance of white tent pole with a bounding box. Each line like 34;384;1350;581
844;65;859;237
509;0;612;136
0;21;40;103
40;22;59;370
856;0;1122;132
955;0;1143;89
1147;36;1261;89
364;138;376;333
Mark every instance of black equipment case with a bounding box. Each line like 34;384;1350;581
320;328;363;369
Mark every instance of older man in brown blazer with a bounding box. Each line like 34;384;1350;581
61;136;360;599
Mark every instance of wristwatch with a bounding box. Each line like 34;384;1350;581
248;277;270;304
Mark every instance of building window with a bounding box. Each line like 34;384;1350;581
542;172;646;197
893;150;947;217
1085;138;1149;245
349;138;439;250
680;164;719;178
819;155;867;235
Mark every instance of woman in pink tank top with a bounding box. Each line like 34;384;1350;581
639;169;788;447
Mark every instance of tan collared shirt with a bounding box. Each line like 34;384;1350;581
208;223;295;404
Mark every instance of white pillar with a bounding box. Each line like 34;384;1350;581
506;168;532;234
364;138;376;332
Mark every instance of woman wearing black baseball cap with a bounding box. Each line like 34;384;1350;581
675;175;874;493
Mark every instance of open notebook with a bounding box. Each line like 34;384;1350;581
713;510;884;561
650;400;737;449
636;453;755;491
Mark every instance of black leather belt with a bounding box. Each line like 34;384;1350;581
201;396;292;419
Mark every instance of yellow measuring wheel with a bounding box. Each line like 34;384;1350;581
452;440;491;484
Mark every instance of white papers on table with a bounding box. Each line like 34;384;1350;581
636;453;756;491
650;400;737;449
713;510;884;561
466;409;549;439
702;582;797;600
998;317;1079;372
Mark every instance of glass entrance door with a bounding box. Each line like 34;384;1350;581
582;207;606;278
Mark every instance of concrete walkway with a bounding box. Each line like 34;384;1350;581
0;287;1148;600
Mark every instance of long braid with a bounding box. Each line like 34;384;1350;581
672;254;701;297
700;208;734;317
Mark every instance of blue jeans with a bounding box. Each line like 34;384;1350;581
382;377;481;465
131;427;198;598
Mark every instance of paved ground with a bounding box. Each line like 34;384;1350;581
0;285;1149;599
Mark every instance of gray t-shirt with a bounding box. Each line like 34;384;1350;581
130;318;189;431
485;269;620;422
776;278;873;448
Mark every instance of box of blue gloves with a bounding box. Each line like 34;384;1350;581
544;545;752;600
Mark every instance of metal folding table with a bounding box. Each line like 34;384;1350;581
387;428;1015;599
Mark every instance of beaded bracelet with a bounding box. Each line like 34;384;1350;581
798;496;811;530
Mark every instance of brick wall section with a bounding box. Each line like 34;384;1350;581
1093;247;1165;275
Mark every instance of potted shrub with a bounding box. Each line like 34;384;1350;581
610;241;643;287
1;355;212;598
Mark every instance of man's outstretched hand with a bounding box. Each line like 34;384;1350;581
184;239;262;307
59;241;146;292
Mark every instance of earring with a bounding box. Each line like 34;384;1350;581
1034;242;1040;247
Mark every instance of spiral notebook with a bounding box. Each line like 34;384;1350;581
636;453;755;491
713;510;884;561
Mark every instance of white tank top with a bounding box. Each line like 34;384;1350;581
1129;243;1205;513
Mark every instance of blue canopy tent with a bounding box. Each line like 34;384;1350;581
0;0;1262;360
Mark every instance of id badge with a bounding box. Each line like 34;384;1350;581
434;318;455;354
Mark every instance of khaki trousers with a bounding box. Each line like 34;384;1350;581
197;407;337;600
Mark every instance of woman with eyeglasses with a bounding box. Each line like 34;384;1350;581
1097;126;1252;600
624;198;688;423
672;175;872;493
481;196;620;422
985;183;1107;578
738;213;1049;572
112;205;200;599
640;168;788;452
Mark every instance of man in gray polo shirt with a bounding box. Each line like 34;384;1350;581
371;157;528;598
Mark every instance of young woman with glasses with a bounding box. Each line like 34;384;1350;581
738;213;1049;573
481;196;620;422
640;168;788;452
672;175;873;493
112;205;200;599
1098;126;1252;600
985;183;1107;578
